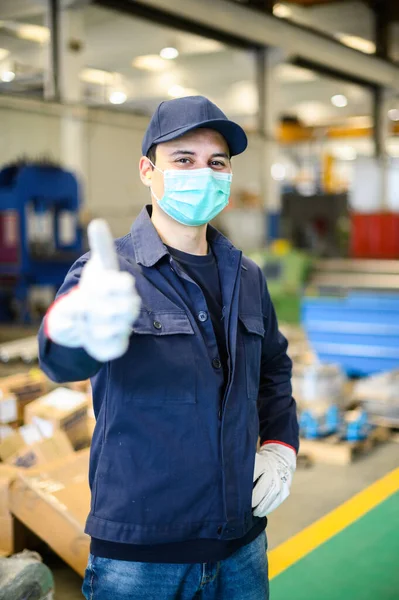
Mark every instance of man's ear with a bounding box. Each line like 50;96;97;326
139;157;153;188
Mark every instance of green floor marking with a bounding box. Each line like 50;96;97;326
270;491;399;600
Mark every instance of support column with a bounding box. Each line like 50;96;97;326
372;1;391;210
257;47;285;243
46;1;88;189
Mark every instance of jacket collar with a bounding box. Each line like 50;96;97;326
131;205;236;268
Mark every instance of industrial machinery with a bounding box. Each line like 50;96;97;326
302;259;399;376
0;160;84;322
250;245;312;324
299;405;340;440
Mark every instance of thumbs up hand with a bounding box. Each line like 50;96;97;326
45;219;141;362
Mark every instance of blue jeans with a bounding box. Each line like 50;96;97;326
82;532;269;600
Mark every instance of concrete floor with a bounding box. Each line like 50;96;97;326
49;441;399;599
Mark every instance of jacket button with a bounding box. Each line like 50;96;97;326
153;321;162;330
212;358;222;369
198;311;208;322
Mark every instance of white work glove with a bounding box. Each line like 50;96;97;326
252;443;296;517
45;219;141;362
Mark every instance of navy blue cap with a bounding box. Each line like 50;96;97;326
142;96;248;157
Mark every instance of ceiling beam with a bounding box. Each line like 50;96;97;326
127;0;399;91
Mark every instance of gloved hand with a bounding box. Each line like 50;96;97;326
45;219;141;362
252;443;296;517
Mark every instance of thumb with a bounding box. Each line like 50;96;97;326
88;219;119;272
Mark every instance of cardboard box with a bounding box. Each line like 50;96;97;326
6;430;74;468
0;392;18;425
9;449;91;576
0;464;18;554
24;388;89;446
0;424;43;462
0;371;51;422
0;422;73;467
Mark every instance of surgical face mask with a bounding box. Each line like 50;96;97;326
149;161;232;227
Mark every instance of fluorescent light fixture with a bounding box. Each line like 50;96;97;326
331;94;348;108
387;141;399;158
0;48;9;61
17;24;50;44
346;115;373;128
168;85;186;98
335;33;375;55
271;163;286;181
109;91;127;105
333;146;357;161
1;70;15;82
160;47;179;60
273;3;292;18
277;64;316;82
388;108;399;122
80;68;116;86
132;55;169;72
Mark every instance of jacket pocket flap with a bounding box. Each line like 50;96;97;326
239;314;265;337
132;311;194;336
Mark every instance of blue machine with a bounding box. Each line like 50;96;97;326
0;160;84;322
300;405;372;441
299;405;340;439
341;410;372;442
301;293;399;377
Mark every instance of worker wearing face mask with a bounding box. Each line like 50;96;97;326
38;95;299;600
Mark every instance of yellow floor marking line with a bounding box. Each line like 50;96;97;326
269;466;399;579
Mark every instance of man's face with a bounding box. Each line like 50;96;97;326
139;128;231;205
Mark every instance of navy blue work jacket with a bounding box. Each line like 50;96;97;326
38;206;299;545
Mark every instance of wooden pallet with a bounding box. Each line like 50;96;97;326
299;426;391;466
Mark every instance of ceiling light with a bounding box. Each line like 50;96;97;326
388;108;399;122
331;94;348;108
335;33;375;55
17;24;50;44
109;91;127;105
273;3;292;18
387;141;399;158
80;68;116;86
271;163;286;181
182;38;225;55
160;47;179;60
132;55;169;72
0;48;9;61
276;64;317;83
168;85;186;98
1;70;15;82
333;146;357;161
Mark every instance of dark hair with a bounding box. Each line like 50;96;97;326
147;144;157;167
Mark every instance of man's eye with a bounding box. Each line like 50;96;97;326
176;158;192;164
211;161;225;167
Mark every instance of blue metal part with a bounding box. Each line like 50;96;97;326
0;162;83;322
301;293;399;376
341;410;372;442
299;405;340;439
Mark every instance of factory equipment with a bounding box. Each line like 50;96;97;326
299;405;340;440
341;410;371;442
0;160;83;322
0;337;38;364
302;259;399;376
250;246;312;324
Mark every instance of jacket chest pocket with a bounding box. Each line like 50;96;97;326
238;314;265;400
117;310;196;405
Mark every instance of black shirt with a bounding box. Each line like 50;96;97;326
91;244;265;563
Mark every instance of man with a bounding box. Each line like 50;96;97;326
38;96;299;600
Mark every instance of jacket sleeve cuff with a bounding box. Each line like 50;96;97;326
261;440;298;454
44;286;78;340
